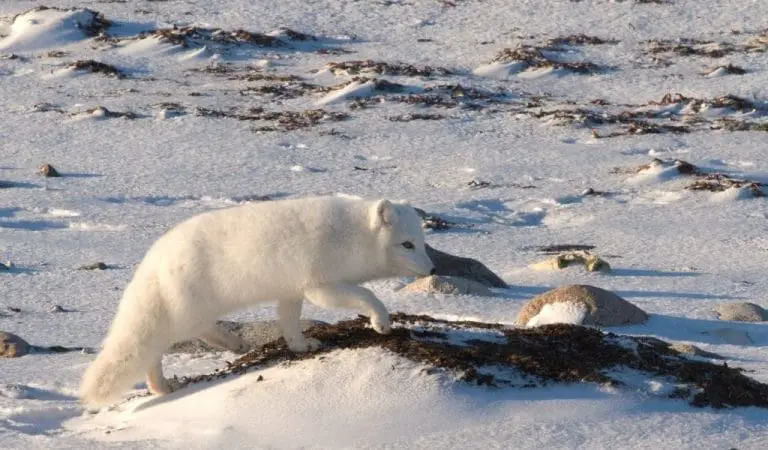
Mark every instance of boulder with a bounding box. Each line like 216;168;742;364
424;244;507;288
715;302;766;322
0;331;30;357
517;284;648;327
402;275;493;296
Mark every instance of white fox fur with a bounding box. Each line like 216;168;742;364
80;196;434;408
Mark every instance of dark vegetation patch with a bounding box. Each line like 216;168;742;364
347;82;509;111
189;64;303;82
178;314;768;409
546;34;619;47
493;45;610;74
712;118;768;132
325;60;452;77
527;244;596;254
686;174;766;197
132;26;321;49
388;113;445;122
644;37;766;58
533;93;766;138
610;158;766;197
69;60;123;78
193;107;347;132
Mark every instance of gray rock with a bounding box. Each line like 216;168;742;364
715;302;766;322
702;328;754;346
402;275;493;296
0;331;30;357
168;319;323;354
78;262;109;271
516;284;648;327
424;244;507;288
668;343;725;360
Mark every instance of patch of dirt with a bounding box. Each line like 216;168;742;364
69;60;123;78
179;313;768;409
325;60;452;77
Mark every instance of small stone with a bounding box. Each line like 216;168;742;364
516;284;648;327
668;343;725;360
0;261;10;271
0;331;30;357
78;262;109;271
715;302;766;322
39;164;61;177
7;307;21;313
50;305;65;313
401;275;493;296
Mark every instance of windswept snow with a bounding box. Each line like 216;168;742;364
2;0;768;448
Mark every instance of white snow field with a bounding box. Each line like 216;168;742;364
2;0;768;448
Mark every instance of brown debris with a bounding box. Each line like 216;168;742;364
178;314;768;409
193;107;347;131
686;174;766;196
325;60;452;77
388;113;445;122
546;34;619;47
493;45;608;74
69;60;123;78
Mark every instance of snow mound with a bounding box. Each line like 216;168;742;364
526;302;589;327
0;7;109;53
316;79;377;106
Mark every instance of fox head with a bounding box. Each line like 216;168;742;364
370;199;435;278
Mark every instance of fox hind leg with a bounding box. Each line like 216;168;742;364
277;299;321;352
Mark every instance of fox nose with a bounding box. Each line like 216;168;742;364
429;268;436;275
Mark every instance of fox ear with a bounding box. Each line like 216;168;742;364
371;199;397;229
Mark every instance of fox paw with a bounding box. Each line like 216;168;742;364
286;337;322;353
371;315;391;334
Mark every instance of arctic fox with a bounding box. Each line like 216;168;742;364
80;196;434;408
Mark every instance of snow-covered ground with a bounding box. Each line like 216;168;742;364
1;0;768;448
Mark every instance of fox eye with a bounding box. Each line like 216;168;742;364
401;241;415;250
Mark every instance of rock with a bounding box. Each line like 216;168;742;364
168;319;324;354
78;262;108;271
516;284;648;327
702;328;754;346
50;305;65;313
402;275;493;296
529;250;611;273
0;332;30;357
715;302;766;322
0;261;10;271
424;244;507;288
668;343;725;360
39;164;60;177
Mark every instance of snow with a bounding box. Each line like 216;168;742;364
526;302;589;327
2;0;768;448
